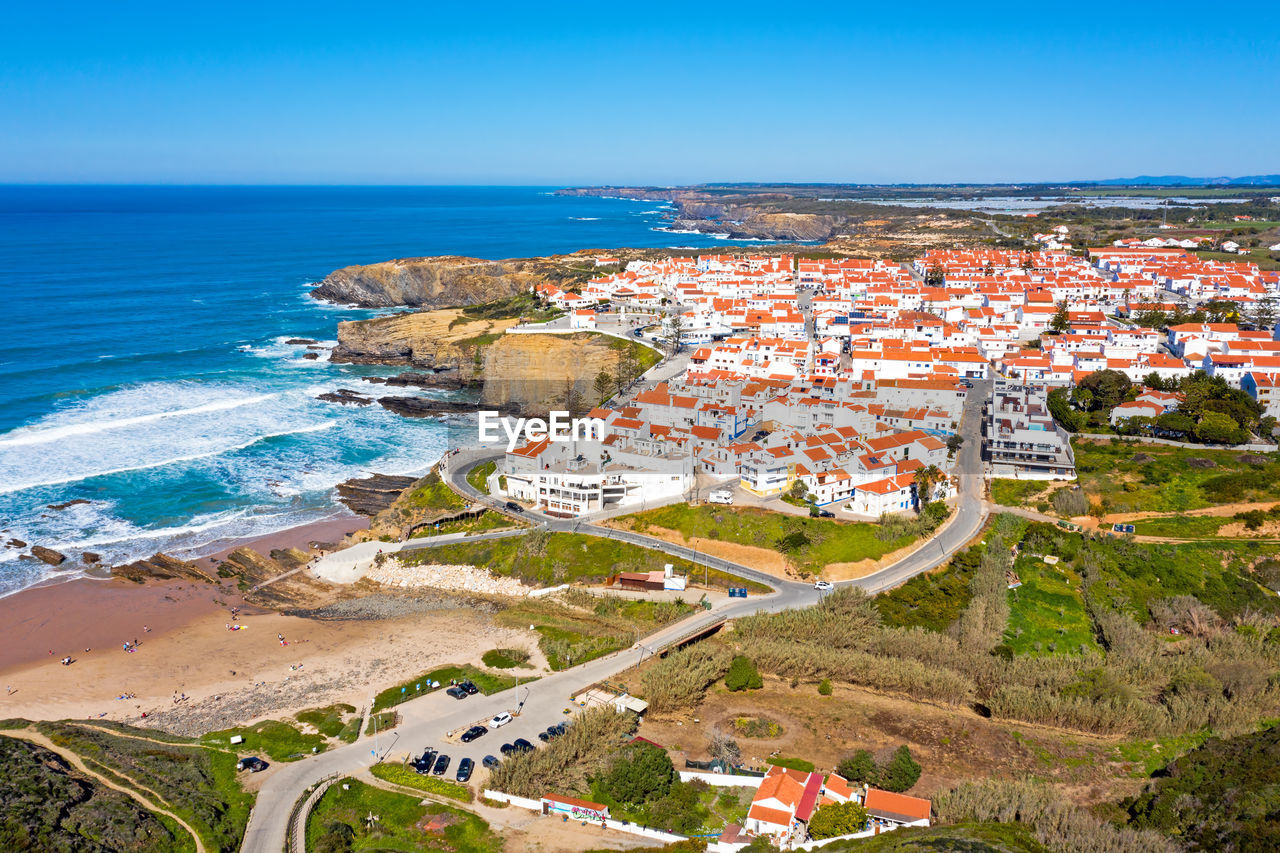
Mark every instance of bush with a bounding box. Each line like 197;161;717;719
808;801;871;839
1052;489;1089;518
641;644;733;713
878;745;922;793
837;750;877;785
818;679;833;696
725;656;763;691
488;706;637;798
481;648;532;669
599;743;674;806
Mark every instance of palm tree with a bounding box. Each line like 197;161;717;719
913;465;944;509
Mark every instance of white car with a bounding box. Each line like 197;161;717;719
814;580;834;591
489;712;513;729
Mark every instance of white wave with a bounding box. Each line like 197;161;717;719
570;216;601;221
0;392;278;448
0;422;336;494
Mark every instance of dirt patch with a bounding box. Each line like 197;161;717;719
632;677;1133;802
1237;453;1271;466
1130;453;1155;463
1185;457;1217;469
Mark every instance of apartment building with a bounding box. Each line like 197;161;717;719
987;381;1077;480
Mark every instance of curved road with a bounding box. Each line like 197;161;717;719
240;384;988;853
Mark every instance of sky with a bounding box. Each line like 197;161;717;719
2;1;1277;185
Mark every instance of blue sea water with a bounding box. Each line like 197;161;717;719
0;186;740;595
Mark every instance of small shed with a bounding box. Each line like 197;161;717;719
541;794;610;822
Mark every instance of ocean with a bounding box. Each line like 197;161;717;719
0;185;740;596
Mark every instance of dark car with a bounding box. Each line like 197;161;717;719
459;680;479;695
538;730;552;742
482;755;501;769
513;738;535;753
445;686;468;700
632;329;643;337
236;756;268;773
432;753;451;776
550;722;568;736
460;725;486;743
505;501;524;513
456;757;474;783
499;742;516;755
413;749;437;773
816;509;835;518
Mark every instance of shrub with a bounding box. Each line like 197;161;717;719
1052;488;1089;518
818;679;833;696
837;750;877;785
641;644;733;713
481;648;532;669
725;656;763;691
878;745;922;793
368;764;473;802
599;743;674;806
808;801;871;839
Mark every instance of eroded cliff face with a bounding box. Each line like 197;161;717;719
479;333;632;412
311;256;546;309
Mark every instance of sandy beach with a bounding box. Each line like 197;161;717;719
0;511;532;735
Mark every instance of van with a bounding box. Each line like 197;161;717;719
707;490;733;505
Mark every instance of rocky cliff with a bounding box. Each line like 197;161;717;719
480;333;642;412
328;308;521;384
310;256;547;309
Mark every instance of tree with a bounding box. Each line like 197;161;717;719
924;265;945;286
913;464;943;509
1048;300;1070;335
615;350;641;395
836;750;878;785
600;743;675;805
807;802;871;840
1076;369;1132;411
739;837;780;853
788;479;809;501
1195;411;1245;445
314;822;355;853
593;370;614;404
665;312;684;355
879;745;922;793
1249;296;1279;331
945;434;964;453
724;655;763;691
559;378;585;416
1047;388;1085;432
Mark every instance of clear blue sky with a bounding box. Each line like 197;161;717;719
4;1;1276;185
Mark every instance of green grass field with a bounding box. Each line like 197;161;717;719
306;778;498;853
295;703;361;743
202;719;327;762
400;472;467;513
372;665;525;712
481;647;533;669
1074;439;1280;514
1131;515;1234;538
370;763;475;802
621;504;917;575
466;460;496;494
400;530;770;591
990;479;1047;507
1005;555;1099;656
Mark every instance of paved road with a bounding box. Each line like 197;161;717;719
240;385;990;853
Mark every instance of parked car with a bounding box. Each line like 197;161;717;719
513;738;535;753
413;749;437;773
432;753;451;776
456;757;474;783
236;756;268;773
538;730;552;742
460;725;487;743
499;742;516;755
445;686;468;700
707;489;733;505
814;580;834;591
505;501;524;513
482;754;501;769
459;680;479;695
489;711;513;728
